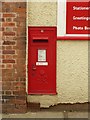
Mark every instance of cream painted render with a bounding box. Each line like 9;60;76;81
27;0;88;107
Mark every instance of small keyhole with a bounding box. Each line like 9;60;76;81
41;30;44;33
32;64;36;71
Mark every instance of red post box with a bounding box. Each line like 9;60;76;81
28;27;56;94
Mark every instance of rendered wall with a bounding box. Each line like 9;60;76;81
28;1;57;26
27;1;88;108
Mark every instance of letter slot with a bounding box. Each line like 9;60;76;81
33;39;48;43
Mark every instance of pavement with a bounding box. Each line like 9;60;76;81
1;111;89;119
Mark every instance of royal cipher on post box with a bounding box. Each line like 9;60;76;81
28;27;56;94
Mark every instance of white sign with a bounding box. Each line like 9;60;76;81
38;49;46;62
36;62;48;66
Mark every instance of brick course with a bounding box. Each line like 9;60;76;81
1;2;27;113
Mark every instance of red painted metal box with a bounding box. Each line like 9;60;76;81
28;27;56;94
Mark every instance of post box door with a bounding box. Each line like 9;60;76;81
28;27;56;94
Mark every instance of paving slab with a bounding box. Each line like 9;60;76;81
2;111;64;119
0;114;2;120
2;111;89;119
68;111;88;118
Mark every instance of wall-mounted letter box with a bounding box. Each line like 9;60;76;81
28;27;56;94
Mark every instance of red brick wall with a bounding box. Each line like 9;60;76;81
1;2;27;113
